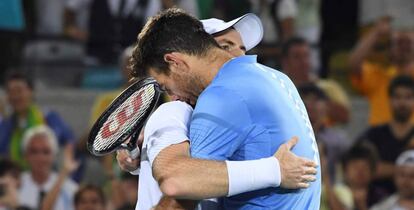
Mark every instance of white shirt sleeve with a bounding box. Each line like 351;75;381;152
144;101;193;166
277;0;298;20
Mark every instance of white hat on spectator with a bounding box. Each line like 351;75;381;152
201;13;264;51
396;150;414;166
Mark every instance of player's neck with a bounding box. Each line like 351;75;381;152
198;48;233;87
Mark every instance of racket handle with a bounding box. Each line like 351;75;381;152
128;147;141;159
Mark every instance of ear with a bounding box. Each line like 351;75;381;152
164;52;190;72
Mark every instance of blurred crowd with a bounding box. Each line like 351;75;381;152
1;0;414;210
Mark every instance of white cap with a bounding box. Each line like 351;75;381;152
201;13;263;51
396;150;414;166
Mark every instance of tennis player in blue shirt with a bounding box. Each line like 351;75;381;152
131;8;321;209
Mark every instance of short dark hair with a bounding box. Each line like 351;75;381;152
388;75;414;97
342;144;378;173
74;185;106;206
298;83;328;100
5;71;34;90
130;8;219;77
0;158;21;178
281;37;308;58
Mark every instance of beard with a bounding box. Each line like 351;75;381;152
393;109;412;123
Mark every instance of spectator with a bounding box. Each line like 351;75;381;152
370;150;414;210
111;172;137;210
64;0;161;64
342;145;385;210
0;93;4;123
250;0;296;44
89;46;135;124
35;0;66;36
74;185;106;210
41;144;79;210
294;0;321;73
319;143;354;210
359;0;414;30
0;159;23;210
18;126;78;210
357;75;414;196
0;72;75;168
248;0;296;67
349;17;414;126
299;84;351;181
283;37;351;124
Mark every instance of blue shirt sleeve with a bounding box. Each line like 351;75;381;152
190;86;252;160
45;111;76;145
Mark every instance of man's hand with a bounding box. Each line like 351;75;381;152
116;131;144;172
0;175;19;208
275;137;318;189
116;149;140;172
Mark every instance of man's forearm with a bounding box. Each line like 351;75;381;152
153;143;228;200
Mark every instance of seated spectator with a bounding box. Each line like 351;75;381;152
18;126;78;210
371;150;414;210
0;158;23;210
319;142;354;210
299;84;351;181
357;75;414;196
89;46;135;124
349;17;414;126
110;172;138;210
64;0;161;64
282;37;350;124
74;185;106;210
0;72;75;168
0;95;4;123
341;145;386;210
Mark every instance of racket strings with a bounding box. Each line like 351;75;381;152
93;84;156;151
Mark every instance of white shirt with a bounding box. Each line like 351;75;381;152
135;101;218;210
18;172;78;210
136;101;193;210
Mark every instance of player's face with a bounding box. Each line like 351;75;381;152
75;190;105;210
6;80;33;114
390;86;414;123
214;29;246;57
149;68;202;106
395;166;414;199
25;135;54;174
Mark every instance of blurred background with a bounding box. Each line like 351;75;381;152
1;0;414;209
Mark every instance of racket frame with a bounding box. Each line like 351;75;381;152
87;77;161;156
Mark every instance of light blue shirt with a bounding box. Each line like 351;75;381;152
190;55;321;210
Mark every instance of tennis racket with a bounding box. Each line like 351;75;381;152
87;77;161;159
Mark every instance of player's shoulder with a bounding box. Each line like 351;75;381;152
156;101;193;115
145;101;193;132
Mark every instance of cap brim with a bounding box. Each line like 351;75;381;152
232;13;263;51
206;13;263;51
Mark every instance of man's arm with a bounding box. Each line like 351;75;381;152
152;137;317;200
348;17;391;77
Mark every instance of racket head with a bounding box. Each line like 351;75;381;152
87;77;161;156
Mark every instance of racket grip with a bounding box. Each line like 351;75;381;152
128;147;141;159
